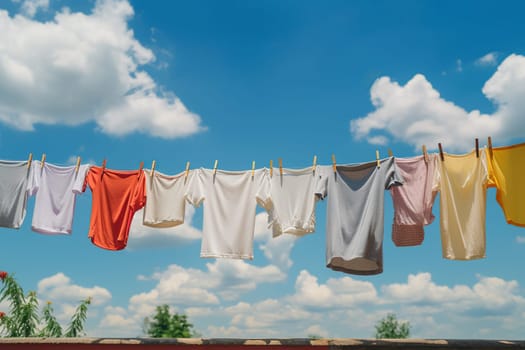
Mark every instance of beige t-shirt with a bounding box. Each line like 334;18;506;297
142;169;193;228
433;149;489;260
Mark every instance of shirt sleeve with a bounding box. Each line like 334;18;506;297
131;170;146;211
314;165;330;199
432;154;441;193
72;164;91;194
185;169;205;208
481;148;489;187
83;166;98;193
27;160;40;196
255;168;272;210
385;157;404;189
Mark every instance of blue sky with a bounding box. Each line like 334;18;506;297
1;0;525;339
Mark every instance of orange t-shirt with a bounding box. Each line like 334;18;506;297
84;166;145;250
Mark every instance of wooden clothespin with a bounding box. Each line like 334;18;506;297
312;155;317;174
375;150;380;168
388;149;393;157
331;154;337;174
422;145;429;163
213;160;218;176
278;158;283;177
475;138;479;158
100;159;107;180
251;161;256;179
438;143;444;162
269;160;273;178
138;161;144;178
75;156;81;174
27;153;33;169
488;136;493;159
184;161;190;180
41;153;46;168
150;160;156;178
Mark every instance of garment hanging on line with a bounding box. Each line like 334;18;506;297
389;154;437;247
84;166;146;251
432;149;489;260
315;157;403;275
30;161;90;235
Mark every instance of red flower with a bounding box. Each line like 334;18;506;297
0;311;5;318
0;271;7;281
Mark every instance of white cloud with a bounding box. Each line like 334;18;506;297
0;0;204;138
516;236;525;244
88;267;525;339
11;0;49;18
126;206;201;249
351;54;525;151
289;270;378;309
95;259;286;336
383;272;525;317
477;52;499;66
254;212;297;269
37;272;111;306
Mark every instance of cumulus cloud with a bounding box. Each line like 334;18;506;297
289;270;378;309
38;272;111;306
11;0;49;18
0;0;204;138
127;206;201;249
254;212;297;269
476;52;499;66
90;268;525;339
351;54;525;151
95;258;286;335
383;272;525;317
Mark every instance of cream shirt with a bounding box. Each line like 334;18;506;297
433;149;489;260
143;169;192;228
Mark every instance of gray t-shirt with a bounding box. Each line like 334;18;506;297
0;160;34;229
316;157;403;275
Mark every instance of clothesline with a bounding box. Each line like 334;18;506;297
0;136;520;277
21;136;494;176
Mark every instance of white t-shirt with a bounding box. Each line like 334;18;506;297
143;169;193;228
185;168;269;259
0;160;35;229
30;161;90;234
261;166;320;237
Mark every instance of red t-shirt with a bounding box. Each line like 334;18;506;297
84;166;145;250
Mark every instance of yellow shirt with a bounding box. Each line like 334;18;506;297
433;150;488;260
487;142;525;227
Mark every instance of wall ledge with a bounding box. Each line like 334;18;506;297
0;338;524;348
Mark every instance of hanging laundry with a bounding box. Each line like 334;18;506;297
316;157;403;275
0;160;35;229
389;154;437;246
260;166;321;237
84;166;146;250
185;168;270;259
30;161;90;234
142;169;193;228
487;142;525;227
433;149;489;260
